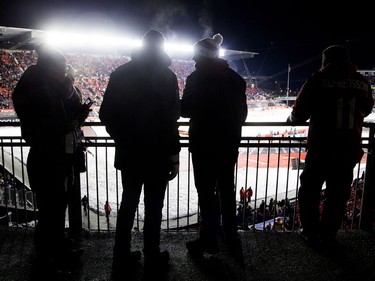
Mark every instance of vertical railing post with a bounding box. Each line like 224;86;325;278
359;125;375;232
68;170;83;239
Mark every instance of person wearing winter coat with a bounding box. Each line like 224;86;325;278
286;45;374;248
104;201;112;222
99;29;181;279
12;43;89;275
181;33;248;265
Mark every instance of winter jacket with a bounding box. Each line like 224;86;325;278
289;62;374;163
12;64;83;149
181;58;247;154
99;48;181;169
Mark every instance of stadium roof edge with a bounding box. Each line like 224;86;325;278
0;26;258;59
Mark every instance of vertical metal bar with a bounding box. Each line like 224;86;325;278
252;139;260;228
95;141;100;232
19;140;29;226
262;140;271;231
176;166;180;230
84;144;91;230
104;142;110;232
274;139;281;220
359;125;375;231
187;149;192;228
9;139;19;225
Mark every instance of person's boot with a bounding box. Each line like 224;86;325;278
111;250;142;280
225;233;244;267
186;237;219;257
143;250;170;280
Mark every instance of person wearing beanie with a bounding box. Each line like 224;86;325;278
11;43;88;276
287;45;374;248
99;29;181;279
192;33;223;59
181;34;248;265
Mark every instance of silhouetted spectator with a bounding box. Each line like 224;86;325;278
12;43;88;276
104;201;112;222
99;29;181;279
287;45;374;248
245;186;253;203
239;187;245;203
259;200;266;215
269;198;275;216
81;195;88;215
181;33;248;266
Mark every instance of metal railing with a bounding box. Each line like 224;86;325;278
1;121;374;234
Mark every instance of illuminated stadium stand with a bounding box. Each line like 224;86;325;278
0;26;265;114
359;70;375;92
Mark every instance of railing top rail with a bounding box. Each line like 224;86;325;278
1;120;375;128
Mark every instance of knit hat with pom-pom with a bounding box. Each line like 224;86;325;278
193;33;223;60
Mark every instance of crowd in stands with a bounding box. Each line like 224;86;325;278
236;172;368;232
236;194;297;231
1;49;279;111
1;49;374;113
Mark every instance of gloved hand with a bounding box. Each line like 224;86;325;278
167;154;180;181
286;114;297;124
286;114;306;125
76;105;91;127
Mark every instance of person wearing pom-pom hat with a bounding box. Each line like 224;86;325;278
181;33;248;265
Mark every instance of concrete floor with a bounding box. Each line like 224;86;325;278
1;227;375;281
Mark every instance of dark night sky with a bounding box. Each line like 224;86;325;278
1;0;374;90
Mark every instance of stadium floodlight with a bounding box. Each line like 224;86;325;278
44;30;142;50
42;29;225;57
166;42;225;57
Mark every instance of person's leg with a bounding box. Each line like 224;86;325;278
27;149;68;261
192;153;220;242
186;152;220;255
113;170;143;262
298;151;326;243
216;152;244;265
320;156;354;242
216;153;238;239
27;148;78;275
142;176;168;256
142;161;170;275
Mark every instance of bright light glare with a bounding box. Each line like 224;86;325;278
45;31;141;50
165;43;194;54
44;30;225;57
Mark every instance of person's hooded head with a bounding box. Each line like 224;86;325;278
322;45;349;68
192;34;223;61
141;29;166;52
36;43;67;81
